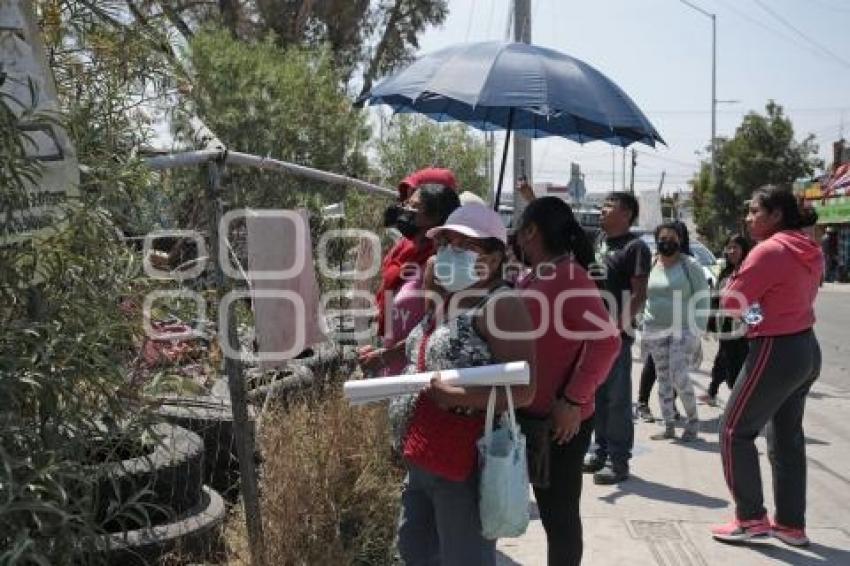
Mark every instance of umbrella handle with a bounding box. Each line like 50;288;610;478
494;108;514;211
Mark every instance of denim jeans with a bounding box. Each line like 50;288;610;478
590;335;634;470
397;463;496;566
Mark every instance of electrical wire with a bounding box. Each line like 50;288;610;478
465;0;477;42
809;0;850;14
751;0;850;70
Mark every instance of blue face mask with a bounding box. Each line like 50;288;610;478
434;245;480;292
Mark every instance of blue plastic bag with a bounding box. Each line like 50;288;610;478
477;386;530;539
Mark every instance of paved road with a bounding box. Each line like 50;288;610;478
815;287;850;393
499;286;850;565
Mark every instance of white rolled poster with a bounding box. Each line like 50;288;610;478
344;361;529;406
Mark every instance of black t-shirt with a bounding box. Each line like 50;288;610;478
593;233;652;328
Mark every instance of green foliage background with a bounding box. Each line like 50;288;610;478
691;101;822;248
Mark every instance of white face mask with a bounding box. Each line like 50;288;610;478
434;245;481;292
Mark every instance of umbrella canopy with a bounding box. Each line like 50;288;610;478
358;41;664;148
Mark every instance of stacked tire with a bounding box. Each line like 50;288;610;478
95;422;226;565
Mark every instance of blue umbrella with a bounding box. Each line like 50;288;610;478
357;41;664;208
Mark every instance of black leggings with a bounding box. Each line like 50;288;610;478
720;330;820;526
533;417;594;566
638;355;657;406
707;338;749;397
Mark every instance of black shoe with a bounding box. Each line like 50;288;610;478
636;403;654;423
582;454;606;474
594;464;629;485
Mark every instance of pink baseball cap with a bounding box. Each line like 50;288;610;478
426;204;507;245
398;167;457;200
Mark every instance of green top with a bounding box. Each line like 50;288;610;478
642;255;710;333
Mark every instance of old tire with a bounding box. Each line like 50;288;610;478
245;363;315;406
155;397;253;501
100;485;226;566
95;422;204;526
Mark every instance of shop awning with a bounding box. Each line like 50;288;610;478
814;196;850;224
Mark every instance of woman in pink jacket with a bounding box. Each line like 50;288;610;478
712;186;823;548
512;197;621;566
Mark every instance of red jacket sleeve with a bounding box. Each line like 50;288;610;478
559;285;622;406
721;242;778;316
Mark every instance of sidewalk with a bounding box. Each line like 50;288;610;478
497;339;850;565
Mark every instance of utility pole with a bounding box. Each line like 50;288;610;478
512;0;532;223
679;1;717;189
611;147;616;191
621;147;626;190
630;149;637;194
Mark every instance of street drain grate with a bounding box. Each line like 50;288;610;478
626;520;707;566
628;520;684;541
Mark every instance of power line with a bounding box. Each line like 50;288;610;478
752;0;850;71
809;0;850;14
640;152;700;168
648;105;850;115
485;0;496;39
465;0;477;42
710;0;850;72
712;0;814;54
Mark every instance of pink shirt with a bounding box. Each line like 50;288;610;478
517;258;621;419
722;230;823;338
382;274;427;375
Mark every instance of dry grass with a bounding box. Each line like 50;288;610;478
226;391;402;565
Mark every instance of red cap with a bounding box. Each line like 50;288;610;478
398;167;457;201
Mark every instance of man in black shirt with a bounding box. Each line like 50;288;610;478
584;192;651;484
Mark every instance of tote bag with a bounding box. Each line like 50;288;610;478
477;386;530;539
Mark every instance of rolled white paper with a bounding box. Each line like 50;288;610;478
344;361;529;406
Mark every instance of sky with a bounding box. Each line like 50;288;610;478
388;0;850;195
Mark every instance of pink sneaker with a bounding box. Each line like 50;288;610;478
771;522;810;547
711;517;771;542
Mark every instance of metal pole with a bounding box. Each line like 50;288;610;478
512;0;532;224
679;2;718;191
621;147;626;190
630;149;637;194
611;147;615;191
144;150;395;198
494;110;514;210
206;160;267;566
711;14;717;190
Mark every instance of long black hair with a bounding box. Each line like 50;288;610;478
516;197;596;270
718;233;752;281
751;185;818;230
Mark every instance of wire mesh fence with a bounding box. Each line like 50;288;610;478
106;157;388;565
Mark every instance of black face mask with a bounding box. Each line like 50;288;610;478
657;240;680;257
395;209;419;238
383;204;402;227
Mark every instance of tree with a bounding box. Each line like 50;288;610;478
178;28;370;216
691;101;822;247
253;0;448;89
377;114;488;197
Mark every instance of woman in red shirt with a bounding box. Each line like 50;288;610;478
512;197;621;566
712;186;823;547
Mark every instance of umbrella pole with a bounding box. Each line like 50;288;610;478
493;109;514;211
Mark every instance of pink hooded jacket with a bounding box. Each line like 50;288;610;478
721;230;823;338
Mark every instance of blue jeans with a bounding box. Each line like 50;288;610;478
590;335;634;470
397;463;496;566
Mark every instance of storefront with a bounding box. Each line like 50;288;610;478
812;196;850;282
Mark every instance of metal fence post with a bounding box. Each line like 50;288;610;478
205;157;266;566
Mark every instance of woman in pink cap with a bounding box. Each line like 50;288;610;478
394;203;536;566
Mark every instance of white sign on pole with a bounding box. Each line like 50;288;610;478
1;1;79;244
